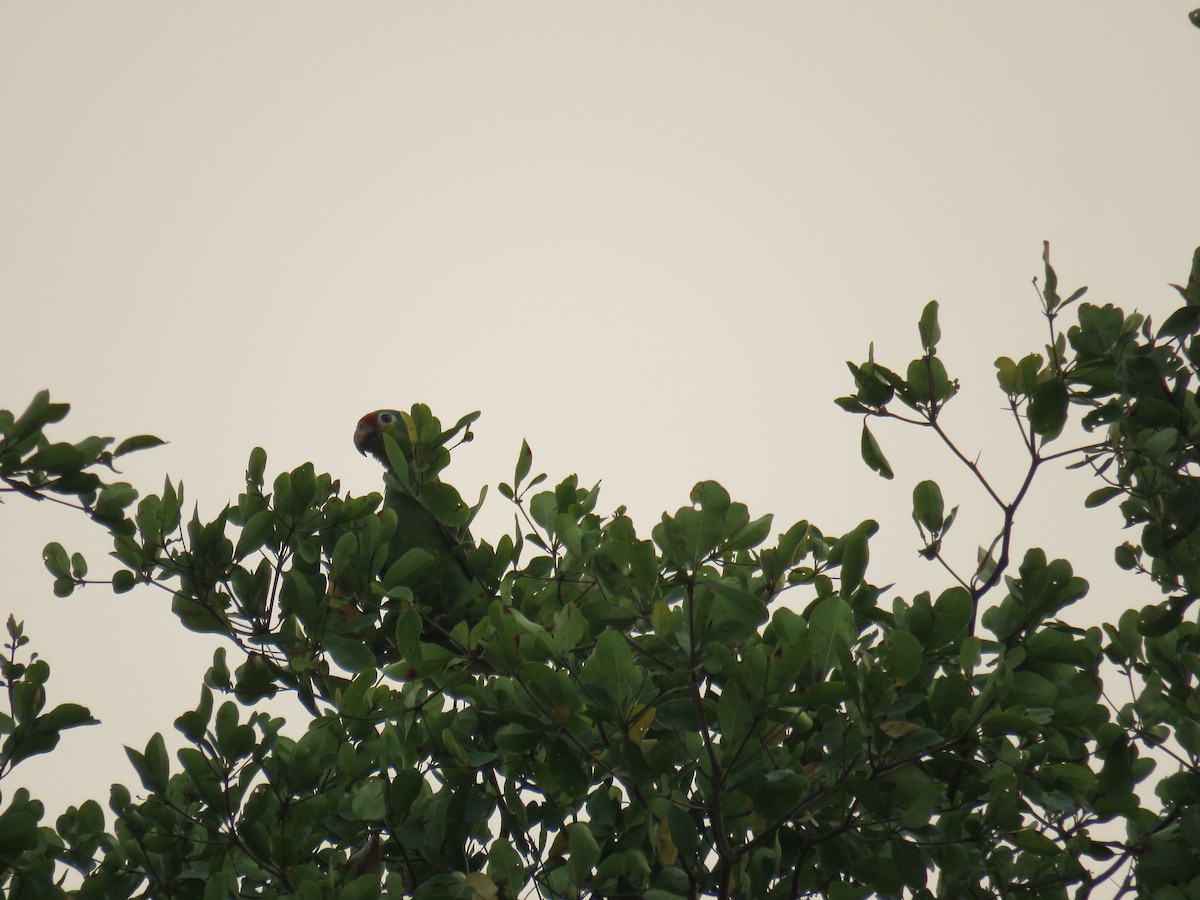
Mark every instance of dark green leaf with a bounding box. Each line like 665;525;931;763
326;636;378;674
836;531;868;595
126;732;168;792
1028;378;1069;438
419;482;470;528
515;439;532;487
234;509;275;560
1014;829;1060;856
112;570;137;594
1085;486;1123;508
918;300;941;353
40;702;97;732
1157;305;1200;339
994;356;1019;394
809;596;854;678
860;422;894;479
113;435;166;457
911;480;944;533
1042;240;1060;311
1138;603;1184;637
42;542;70;578
885;630;923;685
567;822;601;886
930;587;973;648
11;390;70;440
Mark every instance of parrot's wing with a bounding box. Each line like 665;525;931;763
384;487;478;606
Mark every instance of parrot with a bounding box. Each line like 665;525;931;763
339;831;382;881
353;407;483;615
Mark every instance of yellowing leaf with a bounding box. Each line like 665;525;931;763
627;705;656;744
879;721;921;739
651;598;674;633
463;871;499;900
656;817;678;865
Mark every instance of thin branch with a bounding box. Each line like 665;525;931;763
929;420;1007;510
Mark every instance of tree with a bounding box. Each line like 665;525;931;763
2;244;1200;899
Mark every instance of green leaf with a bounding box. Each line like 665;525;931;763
330;531;358;581
340;874;383;900
42;542;70;578
1085;486;1123;508
529;490;556;531
234;509;276;560
175;687;213;743
27;443;86;475
1143;427;1178;460
905;356;956;405
40;702;97;733
1028;378;1069;438
1114;542;1141;571
350;780;387;820
1139;603;1184;637
126;732;169;792
860;422;894;479
112;570;137;594
203;873;236;900
845;359;896;408
381;548;433;594
836;530;869;595
233;654;278;704
0;807;39;856
918;300;941;353
753;770;806;821
581;629;635;709
809;596;854;678
707;579;768;642
419;482;471;528
994;356;1019;394
246;447;267;490
911;480;944;533
1157;305;1200;339
515;439;532;487
1063;285;1088;307
11;390;70;440
326;636;377;674
685;480;732;564
1014;828;1060;856
172;591;228;634
567;822;601;886
930;587;973;648
113;435;166;457
729;513;773;551
885;630;923;685
1042;240;1060;311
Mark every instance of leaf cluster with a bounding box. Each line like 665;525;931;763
2;248;1200;898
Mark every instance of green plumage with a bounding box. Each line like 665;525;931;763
354;406;484;616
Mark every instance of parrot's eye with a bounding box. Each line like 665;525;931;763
378;412;395;425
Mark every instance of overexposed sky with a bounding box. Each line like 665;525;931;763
3;3;1199;829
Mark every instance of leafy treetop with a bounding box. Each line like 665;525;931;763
2;245;1200;898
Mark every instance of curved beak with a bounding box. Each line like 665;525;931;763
353;422;374;456
352;415;381;458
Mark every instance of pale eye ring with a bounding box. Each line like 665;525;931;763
378;412;395;425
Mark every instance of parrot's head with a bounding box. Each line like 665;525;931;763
353;409;403;464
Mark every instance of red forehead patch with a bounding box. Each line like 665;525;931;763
357;412;378;428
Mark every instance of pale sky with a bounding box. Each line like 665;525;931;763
3;2;1199;843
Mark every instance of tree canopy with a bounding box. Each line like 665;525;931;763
4;244;1200;898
